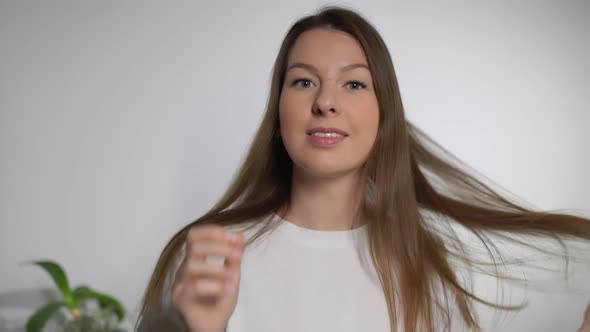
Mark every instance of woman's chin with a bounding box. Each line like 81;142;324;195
294;163;360;181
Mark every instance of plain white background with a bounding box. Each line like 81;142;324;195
1;1;589;330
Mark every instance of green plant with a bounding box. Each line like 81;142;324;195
23;260;126;332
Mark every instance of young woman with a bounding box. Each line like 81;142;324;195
136;6;590;332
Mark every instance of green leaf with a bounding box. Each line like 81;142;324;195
71;285;92;301
72;286;126;321
25;260;74;307
26;301;65;332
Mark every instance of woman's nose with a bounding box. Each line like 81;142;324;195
312;82;339;116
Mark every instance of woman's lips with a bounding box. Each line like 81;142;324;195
307;133;347;147
306;127;349;136
305;127;349;147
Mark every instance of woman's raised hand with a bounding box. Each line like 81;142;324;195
172;225;245;332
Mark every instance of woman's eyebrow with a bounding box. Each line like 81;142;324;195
286;62;369;74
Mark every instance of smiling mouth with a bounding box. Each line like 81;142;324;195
307;132;347;147
308;132;346;138
306;127;349;137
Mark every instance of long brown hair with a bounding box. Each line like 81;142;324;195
137;6;590;331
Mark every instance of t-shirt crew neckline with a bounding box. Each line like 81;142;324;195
271;212;369;249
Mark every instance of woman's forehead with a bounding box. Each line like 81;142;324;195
287;29;368;69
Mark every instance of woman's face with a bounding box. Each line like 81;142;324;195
279;28;379;179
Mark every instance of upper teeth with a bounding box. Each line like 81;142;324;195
312;132;344;137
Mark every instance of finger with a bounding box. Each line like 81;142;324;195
225;232;245;270
182;259;234;281
188;241;237;262
174;273;230;304
186;225;234;249
191;278;227;298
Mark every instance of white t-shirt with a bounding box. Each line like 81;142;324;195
226;213;392;332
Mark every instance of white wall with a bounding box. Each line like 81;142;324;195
1;1;588;330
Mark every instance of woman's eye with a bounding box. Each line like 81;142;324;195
346;81;367;90
290;79;367;90
292;79;315;88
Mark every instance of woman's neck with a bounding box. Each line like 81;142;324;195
278;167;365;231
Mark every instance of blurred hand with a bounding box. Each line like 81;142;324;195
171;225;245;332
